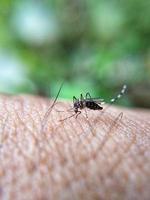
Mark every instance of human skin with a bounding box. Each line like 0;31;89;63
0;95;150;200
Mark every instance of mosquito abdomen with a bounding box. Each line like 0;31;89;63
86;101;103;110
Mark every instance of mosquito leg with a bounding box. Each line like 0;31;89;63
96;111;124;154
101;85;127;115
59;113;77;122
84;107;95;134
85;92;92;100
75;111;81;119
73;96;77;103
59;110;81;122
80;94;84;101
110;85;127;104
84;108;89;120
80;94;85;108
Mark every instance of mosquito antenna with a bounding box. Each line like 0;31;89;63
41;82;64;131
59;113;77;122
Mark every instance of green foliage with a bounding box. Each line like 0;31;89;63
0;0;149;107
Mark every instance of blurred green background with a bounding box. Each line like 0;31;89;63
0;0;150;107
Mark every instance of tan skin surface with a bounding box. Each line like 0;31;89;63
0;95;150;200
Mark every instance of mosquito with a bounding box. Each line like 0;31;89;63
59;85;127;121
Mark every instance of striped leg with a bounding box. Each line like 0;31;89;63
110;85;127;104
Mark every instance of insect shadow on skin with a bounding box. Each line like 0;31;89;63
57;85;127;122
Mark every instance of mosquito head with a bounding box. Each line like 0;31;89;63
74;99;80;113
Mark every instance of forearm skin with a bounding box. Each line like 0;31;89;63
0;95;150;200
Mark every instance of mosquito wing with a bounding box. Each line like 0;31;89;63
86;98;105;104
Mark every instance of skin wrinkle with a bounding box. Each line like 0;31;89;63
73;119;94;151
47;112;126;197
16;126;46;176
58;103;105;150
63;101;111;139
63;105;85;138
131;149;149;179
14;112;43;164
107;129;149;199
79;107;97;137
73;118;101;167
23;107;40;134
41;105;62;146
58;110;148;199
0;95;150;200
53;104;88;147
87;135;139;199
31;107;43;132
54;124;88;177
47;102;149;199
49;134;75;178
15;112;39;148
13;116;38;164
1;98;51;189
79;119;105;162
107;122;147;174
90;113;123;160
45;104;99;195
69;114;125;181
124;116;149;134
49;112;74;152
20;99;59;171
107;133;136;177
113;152;148;199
